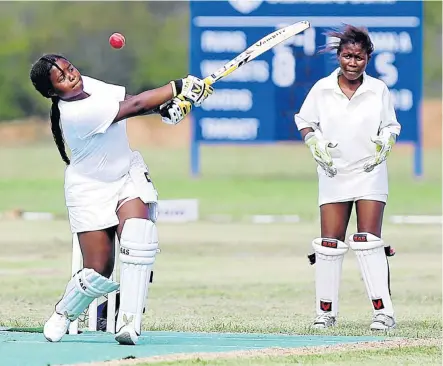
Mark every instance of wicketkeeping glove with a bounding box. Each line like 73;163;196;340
170;75;214;107
305;130;338;178
159;95;192;125
363;129;397;172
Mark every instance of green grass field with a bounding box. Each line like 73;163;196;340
0;144;441;218
0;144;441;365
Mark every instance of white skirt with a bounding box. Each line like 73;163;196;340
318;161;389;206
65;152;158;233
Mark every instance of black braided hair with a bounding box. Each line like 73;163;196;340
321;24;374;58
30;54;70;165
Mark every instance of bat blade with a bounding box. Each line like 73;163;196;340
204;20;310;85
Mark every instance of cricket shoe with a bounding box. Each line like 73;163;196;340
44;311;71;342
312;314;336;329
115;324;139;345
115;313;139;345
370;313;396;331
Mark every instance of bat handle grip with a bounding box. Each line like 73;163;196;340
203;76;215;86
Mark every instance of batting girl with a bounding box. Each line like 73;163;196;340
294;26;401;330
30;54;213;344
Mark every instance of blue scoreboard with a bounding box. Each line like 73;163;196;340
190;0;423;176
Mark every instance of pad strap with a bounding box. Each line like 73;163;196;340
120;218;158;265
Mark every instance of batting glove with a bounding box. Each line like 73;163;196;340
305;130;338;178
363;129;397;172
170;75;214;107
159;95;192;125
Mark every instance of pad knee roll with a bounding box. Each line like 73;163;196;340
312;238;349;257
349;233;384;251
74;268;120;298
120;218;159;265
349;233;395;258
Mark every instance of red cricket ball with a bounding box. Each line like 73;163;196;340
109;33;126;49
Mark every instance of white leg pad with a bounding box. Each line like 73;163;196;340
349;233;394;317
312;238;348;317
55;268;119;320
117;218;158;335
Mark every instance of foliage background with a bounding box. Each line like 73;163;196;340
0;1;440;121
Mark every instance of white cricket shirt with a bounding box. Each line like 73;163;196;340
294;68;401;205
59;76;133;206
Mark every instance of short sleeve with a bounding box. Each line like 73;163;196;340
68;94;121;140
82;76;126;103
380;84;401;136
294;85;320;131
60;76;128;140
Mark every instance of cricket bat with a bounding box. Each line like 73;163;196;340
204;20;311;85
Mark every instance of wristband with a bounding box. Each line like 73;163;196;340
170;79;183;97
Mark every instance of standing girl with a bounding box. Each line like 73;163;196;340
294;25;400;330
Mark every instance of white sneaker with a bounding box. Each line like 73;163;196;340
370;313;396;330
115;324;139;345
43;312;71;342
312;314;336;329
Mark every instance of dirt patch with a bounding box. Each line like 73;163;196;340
0;99;441;148
422;99;442;148
126;115;190;148
0;115;191;148
0;118;50;145
67;338;441;366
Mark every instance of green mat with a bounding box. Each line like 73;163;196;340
0;330;386;366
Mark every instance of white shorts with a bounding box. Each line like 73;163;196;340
318;162;389;206
67;152;158;233
320;194;388;206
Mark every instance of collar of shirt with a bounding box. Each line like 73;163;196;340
319;68;375;99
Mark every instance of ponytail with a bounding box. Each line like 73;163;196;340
50;97;70;165
30;54;71;165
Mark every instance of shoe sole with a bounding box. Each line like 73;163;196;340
370;323;396;331
115;331;136;345
43;330;63;343
312;323;335;329
44;334;64;342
